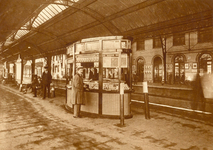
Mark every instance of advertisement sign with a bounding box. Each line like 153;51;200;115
143;81;148;93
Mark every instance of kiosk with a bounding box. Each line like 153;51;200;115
65;36;132;118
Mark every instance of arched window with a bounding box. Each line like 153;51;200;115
153;57;162;83
199;53;212;74
174;55;185;83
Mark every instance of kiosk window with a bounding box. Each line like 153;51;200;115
78;62;99;90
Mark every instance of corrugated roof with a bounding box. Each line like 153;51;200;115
1;0;213;62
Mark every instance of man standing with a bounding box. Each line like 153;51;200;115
132;71;137;85
72;66;85;118
32;75;38;97
42;65;52;99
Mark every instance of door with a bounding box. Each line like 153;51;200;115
153;57;162;83
174;55;185;83
137;58;144;82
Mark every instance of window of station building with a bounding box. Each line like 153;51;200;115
173;33;185;46
199;53;212;74
137;58;144;82
198;28;213;43
153;38;162;48
137;40;145;50
174;55;185;84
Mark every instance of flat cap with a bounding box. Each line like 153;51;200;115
77;66;83;70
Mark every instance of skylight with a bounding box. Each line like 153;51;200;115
15;30;30;40
32;4;68;28
4;0;79;46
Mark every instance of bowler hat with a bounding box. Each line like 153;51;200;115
44;65;48;69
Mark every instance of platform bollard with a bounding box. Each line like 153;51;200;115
143;81;150;119
19;84;22;92
120;83;124;126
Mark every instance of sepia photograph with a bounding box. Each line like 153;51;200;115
0;0;213;149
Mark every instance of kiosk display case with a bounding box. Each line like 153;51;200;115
65;36;132;118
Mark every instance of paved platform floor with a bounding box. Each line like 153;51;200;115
0;84;213;150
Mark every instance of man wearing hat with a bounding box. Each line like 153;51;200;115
42;65;52;99
72;66;85;118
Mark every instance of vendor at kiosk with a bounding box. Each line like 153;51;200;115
89;67;98;81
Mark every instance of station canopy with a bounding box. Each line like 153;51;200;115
0;0;213;62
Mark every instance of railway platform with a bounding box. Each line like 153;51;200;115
1;83;213;150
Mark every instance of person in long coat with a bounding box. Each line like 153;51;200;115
192;73;204;110
42;66;52;99
72;66;85;118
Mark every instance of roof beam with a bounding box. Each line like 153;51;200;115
80;7;121;35
46;0;81;7
123;10;213;38
101;0;165;22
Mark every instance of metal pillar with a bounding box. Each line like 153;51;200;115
31;57;35;81
143;81;150;119
120;83;125;126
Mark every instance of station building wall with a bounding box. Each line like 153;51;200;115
132;28;213;84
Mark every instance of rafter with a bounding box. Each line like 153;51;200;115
123;10;213;38
31;0;166;46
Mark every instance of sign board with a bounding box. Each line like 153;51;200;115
143;81;148;93
103;54;119;68
120;83;124;94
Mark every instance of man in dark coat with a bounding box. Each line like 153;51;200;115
42;66;52;99
72;66;85;118
32;75;38;97
89;67;95;80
